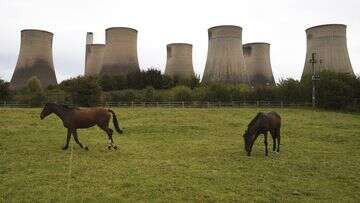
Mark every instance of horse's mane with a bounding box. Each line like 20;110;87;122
61;104;82;111
248;112;263;128
48;103;77;110
60;104;73;109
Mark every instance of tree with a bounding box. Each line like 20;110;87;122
171;86;193;101
300;71;360;109
14;76;45;107
60;76;102;107
277;78;303;103
0;78;12;101
27;76;43;92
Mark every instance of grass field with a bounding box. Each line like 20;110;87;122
1;107;360;202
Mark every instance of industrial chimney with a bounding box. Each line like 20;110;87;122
165;43;194;79
302;24;354;77
202;25;248;84
10;29;57;89
100;27;140;76
86;32;93;45
243;43;275;86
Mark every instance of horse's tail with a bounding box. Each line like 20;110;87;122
108;109;123;134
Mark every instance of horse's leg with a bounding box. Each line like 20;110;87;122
277;128;281;153
271;130;276;152
108;129;117;150
73;130;88;150
62;129;72;150
264;132;269;156
98;122;117;150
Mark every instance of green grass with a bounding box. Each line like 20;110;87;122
1;107;360;202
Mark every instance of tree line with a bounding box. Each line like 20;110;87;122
0;69;359;111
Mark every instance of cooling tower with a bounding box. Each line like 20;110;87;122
243;43;275;86
165;43;194;79
10;29;57;89
84;44;105;76
100;27;140;76
302;24;353;77
202;25;248;84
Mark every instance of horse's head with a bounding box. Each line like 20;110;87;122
243;129;254;156
40;103;54;119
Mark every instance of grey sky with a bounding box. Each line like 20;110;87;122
1;0;359;82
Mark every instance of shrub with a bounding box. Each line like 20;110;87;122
143;86;155;101
14;77;45;107
205;84;232;102
60;76;102;107
277;78;303;103
0;78;12;101
171;86;193;101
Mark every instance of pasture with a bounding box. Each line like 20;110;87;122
1;107;360;202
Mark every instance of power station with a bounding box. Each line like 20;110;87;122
100;27;140;76
243;43;275;86
202;25;248;84
302;24;354;77
10;29;57;89
84;32;105;76
165;43;194;79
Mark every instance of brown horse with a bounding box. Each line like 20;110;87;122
243;112;281;156
40;103;123;150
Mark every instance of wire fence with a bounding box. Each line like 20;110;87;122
0;101;313;108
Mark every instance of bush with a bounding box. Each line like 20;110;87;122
0;78;12;101
171;86;193;101
311;71;359;109
60;76;102;107
7;70;360;111
14;77;46;107
277;78;303;103
143;86;155;101
205;84;232;102
97;68;201;91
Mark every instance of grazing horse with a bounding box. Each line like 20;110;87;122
243;112;281;156
40;103;123;150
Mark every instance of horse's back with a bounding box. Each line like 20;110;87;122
73;107;110;121
265;112;281;128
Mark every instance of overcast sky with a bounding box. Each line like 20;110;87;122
1;0;359;82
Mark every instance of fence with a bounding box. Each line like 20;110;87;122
0;101;312;108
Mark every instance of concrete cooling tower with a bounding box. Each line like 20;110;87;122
10;29;57;89
84;32;105;76
202;25;248;84
85;44;105;76
100;27;140;76
165;43;194;79
243;43;275;86
302;24;353;77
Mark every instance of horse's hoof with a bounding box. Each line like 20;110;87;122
62;146;68;150
113;146;118;150
84;146;89;151
108;146;112;150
